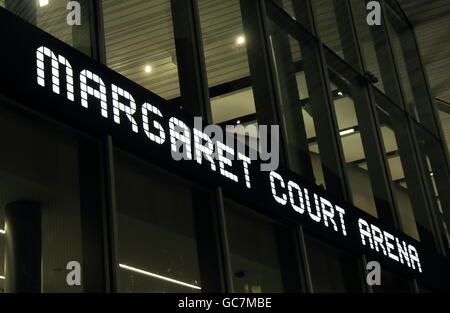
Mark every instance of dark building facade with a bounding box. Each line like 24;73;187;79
0;0;449;293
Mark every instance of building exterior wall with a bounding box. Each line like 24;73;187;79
0;0;449;293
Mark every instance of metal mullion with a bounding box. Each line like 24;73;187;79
103;135;120;292
387;6;439;137
385;1;450;253
241;0;316;292
171;0;234;292
171;0;211;120
331;0;363;70
297;226;314;293
92;1;113;293
411;279;420;293
331;0;401;229
238;0;289;172
353;75;400;229
375;87;446;253
312;33;351;201
304;0;351;202
361;255;373;293
275;0;350;201
88;0;107;64
368;0;405;109
408;20;450;169
215;188;235;293
269;0;315;182
407;116;448;255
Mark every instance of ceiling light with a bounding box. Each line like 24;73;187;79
0;229;5;234
39;0;49;7
0;276;4;280
236;120;241;125
144;65;152;73
236;36;246;45
430;172;434;177
337;91;343;96
339;128;355;136
119;264;201;290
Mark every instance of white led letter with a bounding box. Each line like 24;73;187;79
36;46;74;101
142;103;165;144
408;245;422;273
216;142;238;182
80;69;108;118
358;218;374;249
335;206;347;236
193;129;216;171
169;117;192;161
383;231;399;262
111;84;138;133
320;197;338;232
304;190;321;222
396;238;411;267
237;152;251;189
370;225;387;256
269;172;287;205
287;181;305;214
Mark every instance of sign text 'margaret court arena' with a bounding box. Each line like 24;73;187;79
35;44;423;274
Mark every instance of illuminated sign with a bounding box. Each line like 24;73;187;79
33;44;427;275
1;8;449;288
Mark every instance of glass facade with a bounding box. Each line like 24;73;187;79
0;0;449;293
114;150;202;293
0;101;90;292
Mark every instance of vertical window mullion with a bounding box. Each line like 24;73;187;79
368;0;405;107
332;0;401;229
215;189;235;292
87;0;107;64
171;0;234;292
297;226;314;293
287;0;351;200
103;135;120;292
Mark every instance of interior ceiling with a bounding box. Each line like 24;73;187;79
397;0;450;25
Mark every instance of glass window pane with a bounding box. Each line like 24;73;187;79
374;90;441;249
198;0;267;159
414;125;450;249
225;198;302;293
0;103;84;292
198;0;255;123
114;150;202;293
311;0;351;63
437;100;450;156
3;0;93;56
386;13;416;115
386;6;438;134
102;0;180;100
375;105;419;240
328;75;377;217
350;0;387;93
305;235;364;293
268;18;327;186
